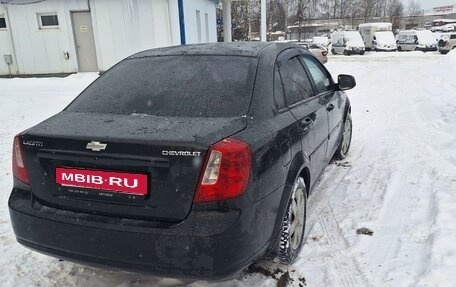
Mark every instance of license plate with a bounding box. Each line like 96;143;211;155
56;167;148;195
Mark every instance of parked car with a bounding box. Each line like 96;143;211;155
312;36;331;48
9;42;355;279
372;31;397;51
295;42;329;64
441;23;456;32
331;30;366;55
358;22;397;51
396;30;438;52
438;32;456;54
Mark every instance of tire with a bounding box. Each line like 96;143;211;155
334;113;353;160
359;51;365;55
398;46;403;52
331;49;336;55
438;39;447;48
440;50;449;55
275;177;307;264
343;50;350;56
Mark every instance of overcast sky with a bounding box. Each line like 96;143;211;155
411;0;456;11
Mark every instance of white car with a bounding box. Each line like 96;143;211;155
396;30;438;52
438;33;456;54
312;36;330;48
331;30;365;55
441;24;456;32
295;42;328;64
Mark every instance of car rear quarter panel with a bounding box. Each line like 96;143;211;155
229;45;312;254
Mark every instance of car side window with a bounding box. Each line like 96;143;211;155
273;65;286;110
278;56;313;106
300;55;333;95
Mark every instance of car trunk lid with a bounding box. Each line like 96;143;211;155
21;111;247;221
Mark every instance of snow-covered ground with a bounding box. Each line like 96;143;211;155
1;51;456;287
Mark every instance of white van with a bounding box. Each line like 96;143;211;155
359;23;397;51
331;30;366;55
396;30;438;52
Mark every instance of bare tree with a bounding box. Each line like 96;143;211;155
406;0;422;28
388;0;404;31
231;0;254;41
407;0;422;16
360;0;376;21
267;0;287;39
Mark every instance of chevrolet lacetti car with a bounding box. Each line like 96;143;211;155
9;43;355;279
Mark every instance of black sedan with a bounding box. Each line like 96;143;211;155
9;42;355;279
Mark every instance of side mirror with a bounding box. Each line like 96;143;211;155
337;74;356;91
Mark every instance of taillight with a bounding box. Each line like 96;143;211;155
12;135;30;184
322;51;328;56
194;138;251;203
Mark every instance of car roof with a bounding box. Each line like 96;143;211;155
129;42;297;59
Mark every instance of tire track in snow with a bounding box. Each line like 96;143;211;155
306;162;372;287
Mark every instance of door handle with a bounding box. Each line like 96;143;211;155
300;117;314;133
327;104;335;112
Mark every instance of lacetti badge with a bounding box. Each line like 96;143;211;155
86;141;107;152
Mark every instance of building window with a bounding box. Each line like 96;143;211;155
0;17;6;29
38;13;59;29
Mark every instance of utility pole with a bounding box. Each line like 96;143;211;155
247;0;252;40
261;0;267;41
223;0;232;42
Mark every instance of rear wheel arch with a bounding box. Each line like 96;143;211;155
285;152;306;185
266;153;310;257
298;167;311;197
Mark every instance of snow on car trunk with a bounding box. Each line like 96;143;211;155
1;52;456;286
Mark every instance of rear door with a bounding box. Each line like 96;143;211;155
300;54;343;161
277;49;329;186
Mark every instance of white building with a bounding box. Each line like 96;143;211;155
0;0;217;76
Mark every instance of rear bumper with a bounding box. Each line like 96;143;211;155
9;188;281;279
346;49;365;55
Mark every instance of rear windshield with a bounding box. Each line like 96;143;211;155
67;55;257;118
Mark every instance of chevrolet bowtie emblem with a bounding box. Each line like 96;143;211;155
86;141;107;152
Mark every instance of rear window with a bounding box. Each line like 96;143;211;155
67;55;257;118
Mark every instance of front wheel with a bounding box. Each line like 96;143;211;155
331;48;337;55
275;177;307;264
334;113;352;160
